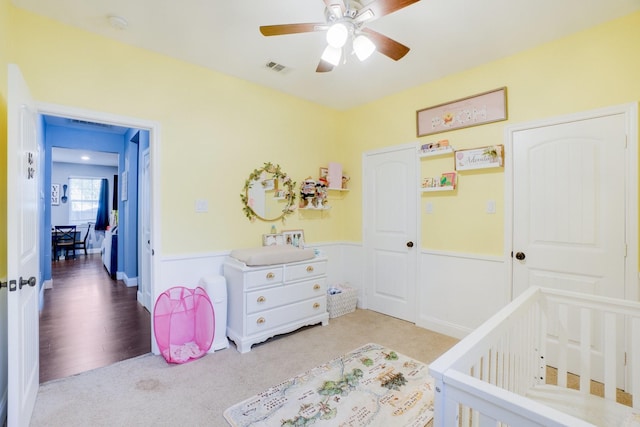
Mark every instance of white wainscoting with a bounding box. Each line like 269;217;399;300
155;243;365;296
418;250;507;339
151;243;506;353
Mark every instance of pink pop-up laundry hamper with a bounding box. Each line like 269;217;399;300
153;286;215;364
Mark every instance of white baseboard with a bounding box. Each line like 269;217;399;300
416;315;472;340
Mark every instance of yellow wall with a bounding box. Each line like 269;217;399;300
7;6;344;254
342;11;640;256
3;5;640;259
0;0;9;277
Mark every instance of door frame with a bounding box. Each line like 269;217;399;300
36;101;162;325
361;141;420;319
504;103;638;301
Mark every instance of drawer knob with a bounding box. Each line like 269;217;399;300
257;296;266;303
266;272;275;280
306;266;314;273
257;317;266;325
313;284;321;291
313;302;320;309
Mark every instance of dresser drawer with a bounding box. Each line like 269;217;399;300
246;296;327;335
246;278;326;314
244;267;283;289
285;260;327;282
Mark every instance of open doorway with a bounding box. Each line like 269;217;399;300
37;106;159;382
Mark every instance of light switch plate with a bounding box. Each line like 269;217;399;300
195;199;208;213
425;202;434;214
486;200;496;214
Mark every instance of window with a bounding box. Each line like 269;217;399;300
68;177;103;225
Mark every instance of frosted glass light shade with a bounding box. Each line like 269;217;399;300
353;35;376;61
326;23;348;48
321;45;342;66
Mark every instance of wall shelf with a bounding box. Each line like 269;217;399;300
299;205;332;211
418;147;455;158
421;186;455;193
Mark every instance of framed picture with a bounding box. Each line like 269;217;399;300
262;178;275;191
283;229;305;248
262;233;284;246
319;167;328;179
417;87;507;137
51;184;60;206
440;172;457;187
455;145;504;171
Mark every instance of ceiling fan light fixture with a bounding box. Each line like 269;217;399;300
353;34;376;61
326;23;349;48
321;45;342;66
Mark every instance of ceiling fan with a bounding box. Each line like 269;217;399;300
260;0;420;72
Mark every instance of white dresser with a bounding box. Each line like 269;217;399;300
224;256;329;353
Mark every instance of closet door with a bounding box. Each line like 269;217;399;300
363;144;417;322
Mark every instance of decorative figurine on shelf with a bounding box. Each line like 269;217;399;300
300;177;316;208
341;175;350;190
314;180;328;208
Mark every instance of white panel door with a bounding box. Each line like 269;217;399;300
512;114;626;299
363;145;417;322
138;148;152;310
511;112;628;384
7;64;40;427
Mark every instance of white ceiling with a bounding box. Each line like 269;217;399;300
52;147;119;167
12;0;640;110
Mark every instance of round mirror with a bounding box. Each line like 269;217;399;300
241;162;297;222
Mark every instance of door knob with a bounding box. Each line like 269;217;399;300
19;276;36;289
515;252;526;260
406;241;414;248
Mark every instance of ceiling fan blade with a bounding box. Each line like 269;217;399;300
316;59;335;73
356;0;420;22
260;23;325;36
361;28;410;61
323;0;346;19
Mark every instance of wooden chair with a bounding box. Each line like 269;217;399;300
54;225;76;261
73;223;92;256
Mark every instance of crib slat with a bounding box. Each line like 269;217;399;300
579;307;591;393
558;304;569;388
538;300;547;385
603;311;616;401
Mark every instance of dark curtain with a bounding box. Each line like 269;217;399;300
95;179;109;231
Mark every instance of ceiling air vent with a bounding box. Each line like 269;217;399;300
265;61;289;73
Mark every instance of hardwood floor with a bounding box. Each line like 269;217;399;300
39;254;151;383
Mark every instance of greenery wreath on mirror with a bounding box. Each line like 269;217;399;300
241;162;297;222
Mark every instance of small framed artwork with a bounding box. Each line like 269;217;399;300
455;145;504;171
262;179;275;191
51;184;60;206
262;233;284;246
283;229;305;248
440;172;457;187
319;167;328;179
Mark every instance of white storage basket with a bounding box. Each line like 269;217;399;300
327;284;357;318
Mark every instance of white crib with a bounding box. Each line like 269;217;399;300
429;286;640;426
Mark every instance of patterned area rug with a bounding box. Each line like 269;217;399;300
224;343;435;426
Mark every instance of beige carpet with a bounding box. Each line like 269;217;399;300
31;309;458;426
